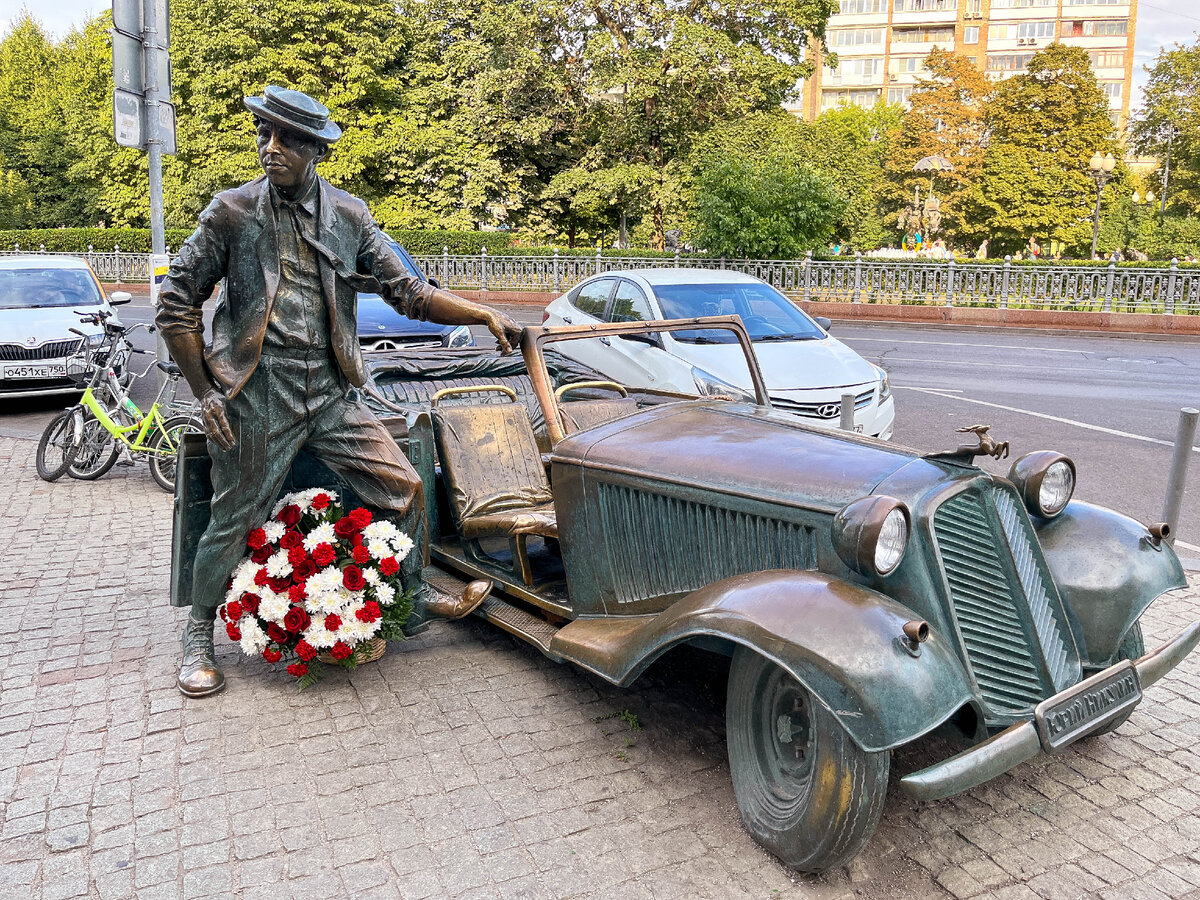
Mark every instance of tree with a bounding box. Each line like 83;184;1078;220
966;43;1117;255
882;49;989;248
541;163;654;247
1131;38;1200;215
690;153;844;258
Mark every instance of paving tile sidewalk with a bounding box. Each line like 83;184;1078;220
2;434;1200;900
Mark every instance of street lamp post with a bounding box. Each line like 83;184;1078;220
1088;151;1117;260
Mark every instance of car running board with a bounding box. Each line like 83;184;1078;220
478;595;564;661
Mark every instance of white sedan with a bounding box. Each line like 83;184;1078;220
543;268;895;439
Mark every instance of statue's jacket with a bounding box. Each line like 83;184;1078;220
157;175;438;399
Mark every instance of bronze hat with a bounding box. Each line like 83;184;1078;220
244;86;342;145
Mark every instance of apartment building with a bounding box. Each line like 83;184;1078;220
788;0;1137;128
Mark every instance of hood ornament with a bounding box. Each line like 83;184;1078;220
927;424;1010;463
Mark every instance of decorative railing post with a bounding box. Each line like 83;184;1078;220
443;246;449;287
674;248;681;268
553;249;560;293
1000;255;1011;309
946;258;956;307
852;251;863;303
1167;257;1178;315
113;243;122;283
720;255;726;270
803;250;812;303
39;243;45;252
1103;259;1116;312
595;245;602;276
480;247;488;292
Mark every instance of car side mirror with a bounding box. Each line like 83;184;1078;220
815;316;832;331
109;291;132;306
618;331;662;348
427;277;441;289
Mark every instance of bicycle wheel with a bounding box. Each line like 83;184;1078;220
36;410;81;482
68;416;121;480
149;415;203;493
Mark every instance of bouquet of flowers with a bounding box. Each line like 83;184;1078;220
219;488;413;688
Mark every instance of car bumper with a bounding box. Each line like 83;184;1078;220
899;620;1200;801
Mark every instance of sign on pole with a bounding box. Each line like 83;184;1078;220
110;0;176;155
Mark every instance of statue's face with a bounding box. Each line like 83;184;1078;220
255;120;323;192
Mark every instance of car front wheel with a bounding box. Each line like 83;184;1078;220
726;646;889;873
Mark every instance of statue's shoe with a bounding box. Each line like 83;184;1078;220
177;608;226;697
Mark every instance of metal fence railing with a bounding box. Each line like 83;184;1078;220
4;246;1197;314
1;247;152;282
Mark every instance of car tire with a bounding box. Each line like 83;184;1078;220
36;410;81;482
68;416;121;480
148;415;203;493
1082;622;1145;738
726;646;889;873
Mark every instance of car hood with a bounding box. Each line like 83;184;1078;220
0;305;104;342
673;336;877;392
554;400;940;514
356;295;453;336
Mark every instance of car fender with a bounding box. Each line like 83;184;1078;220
549;569;977;752
1034;501;1186;666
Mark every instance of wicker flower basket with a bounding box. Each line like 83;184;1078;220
318;636;386;666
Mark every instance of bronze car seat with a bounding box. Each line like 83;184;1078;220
556;381;639;435
431;385;558;585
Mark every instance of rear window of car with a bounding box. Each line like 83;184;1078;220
0;267;103;309
570;279;615;318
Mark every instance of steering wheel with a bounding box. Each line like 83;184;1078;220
554;381;629;402
740;315;784;335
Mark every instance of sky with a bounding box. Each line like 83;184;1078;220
3;0;1199;113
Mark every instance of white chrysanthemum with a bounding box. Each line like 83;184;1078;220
303;522;337;552
366;539;391;560
258;591;289;623
362;520;399;542
265;550;291;579
307;566;342;596
304;591;343;615
302;623;337;650
391;533;414;561
262;521;286;543
230;559;259;595
342;616;377;643
238;620;269;655
362;567;381;586
375;583;396;606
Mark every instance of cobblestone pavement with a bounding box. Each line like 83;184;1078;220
2;434;1200;900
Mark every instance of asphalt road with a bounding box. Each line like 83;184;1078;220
5;294;1196;554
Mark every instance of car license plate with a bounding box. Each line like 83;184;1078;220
1034;661;1141;751
2;363;67;380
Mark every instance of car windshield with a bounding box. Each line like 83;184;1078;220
0;267;102;309
651;282;824;344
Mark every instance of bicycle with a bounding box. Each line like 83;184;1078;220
35;310;202;492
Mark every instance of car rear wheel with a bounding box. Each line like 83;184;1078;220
726;646;889;873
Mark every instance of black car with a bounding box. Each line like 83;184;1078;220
357;242;475;352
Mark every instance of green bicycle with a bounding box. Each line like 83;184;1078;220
36;310;201;491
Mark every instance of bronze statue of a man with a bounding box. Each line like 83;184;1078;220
157;86;520;697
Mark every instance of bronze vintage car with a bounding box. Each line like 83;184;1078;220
172;316;1200;873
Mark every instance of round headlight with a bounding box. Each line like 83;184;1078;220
831;496;911;577
1008;451;1076;519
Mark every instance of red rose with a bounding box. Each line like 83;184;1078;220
240;592;260;615
351;533;363;548
246;527;267;550
349;507;373;529
324;614;342;632
284;606;310;633
312;493;331;510
280;530;302;550
293;558;317;581
287;662;308;678
295;640;316;661
226;622;241;641
226;600;243;622
379;556;399;577
312;543;336;567
262;647;282;664
356;600;381;623
254;568;269;587
278;504;302;526
343;566;366;591
267;622;288;644
251;546;272;564
268;576;291;593
287;583;307;603
334;517;358;539
330;641;353;660
352;545;370;565
287;545;308;568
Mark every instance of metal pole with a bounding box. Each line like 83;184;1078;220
1090;178;1103;260
142;0;170;386
1162;407;1198;545
1161;128;1173;217
840;391;855;432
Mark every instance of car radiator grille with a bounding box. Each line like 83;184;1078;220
0;340;79;361
596;482;817;605
933;486;1077;716
771;388;875;419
